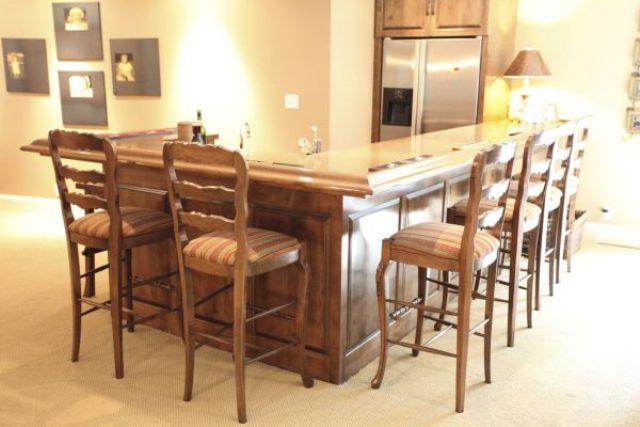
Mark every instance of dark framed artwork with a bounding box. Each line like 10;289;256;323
52;2;103;60
58;71;107;126
110;38;161;96
629;75;640;100
2;38;50;93
626;109;640;134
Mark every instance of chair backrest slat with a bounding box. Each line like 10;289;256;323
178;211;235;232
481;177;510;201
60;165;106;185
65;192;108;210
174;180;235;204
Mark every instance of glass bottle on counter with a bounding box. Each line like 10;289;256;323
196;110;207;144
191;120;204;144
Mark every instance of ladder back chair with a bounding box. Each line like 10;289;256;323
371;141;517;413
49;130;177;379
448;132;547;347
544;121;579;295
163;142;313;424
505;127;560;311
561;117;589;273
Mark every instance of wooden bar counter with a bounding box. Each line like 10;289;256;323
22;122;531;384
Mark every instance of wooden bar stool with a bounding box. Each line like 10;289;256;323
447;130;556;347
371;141;516;413
538;121;578;299
163;142;313;424
558;117;589;274
49;130;178;379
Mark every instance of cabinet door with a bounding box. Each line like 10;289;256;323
376;0;429;37
430;0;488;36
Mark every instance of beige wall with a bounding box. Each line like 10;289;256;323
329;0;374;151
0;0;331;198
514;0;640;227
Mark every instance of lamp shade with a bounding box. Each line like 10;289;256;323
504;48;551;78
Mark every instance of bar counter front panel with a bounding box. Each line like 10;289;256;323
22;122;531;384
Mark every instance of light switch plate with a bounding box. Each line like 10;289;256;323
284;94;299;110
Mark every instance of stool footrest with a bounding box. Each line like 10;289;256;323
247;302;295;323
80;263;109;279
469;318;490;335
195;283;233;308
387;338;456;358
79;297;110;311
131;271;178;291
385;298;458;318
245;342;295;365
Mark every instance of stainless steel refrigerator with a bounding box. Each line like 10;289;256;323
379;37;483;141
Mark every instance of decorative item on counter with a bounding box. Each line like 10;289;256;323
177;121;193;142
110;38;161;96
52;2;103;60
504;48;551;125
298;125;323;156
239;121;251;157
311;125;322;153
2;38;50;94
297;137;313;156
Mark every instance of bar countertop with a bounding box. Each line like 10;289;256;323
21;121;534;197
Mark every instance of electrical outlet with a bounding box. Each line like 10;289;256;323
284;94;299;110
601;205;613;221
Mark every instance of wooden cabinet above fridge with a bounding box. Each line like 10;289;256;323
375;0;489;38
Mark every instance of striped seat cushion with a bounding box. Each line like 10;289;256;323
183;228;300;266
450;198;541;232
68;207;173;239
389;222;499;267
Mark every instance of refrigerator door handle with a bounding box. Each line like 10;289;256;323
414;40;428;135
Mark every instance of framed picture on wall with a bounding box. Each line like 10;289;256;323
629;75;640;100
2;38;50;94
58;71;107;126
626;109;640;134
109;38;161;96
52;2;103;60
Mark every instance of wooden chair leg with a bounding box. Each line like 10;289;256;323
295;246;314;388
555;204;568;285
181;268;196;402
124;249;134;333
455;266;473;413
507;230;522;348
371;241;391;389
483;263;497;384
233;268;248;424
535;213;547;312
108;248;124;379
548;210;559;297
82;247;95;298
412;267;427;357
526;226;539;329
434;271;449;332
68;242;82;362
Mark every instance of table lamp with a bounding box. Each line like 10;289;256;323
504;48;551;123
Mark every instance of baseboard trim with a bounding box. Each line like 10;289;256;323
584;222;640;250
0;193;59;212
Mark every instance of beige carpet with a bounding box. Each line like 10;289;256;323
1;207;639;426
